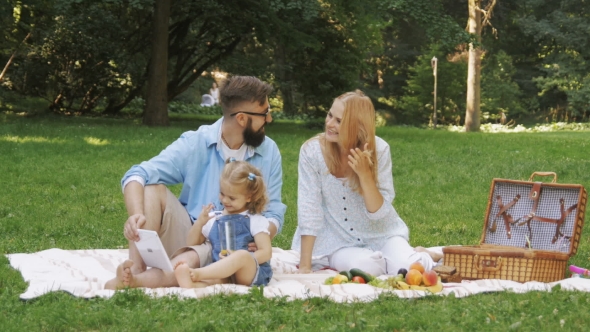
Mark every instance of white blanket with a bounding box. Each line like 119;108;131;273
7;247;590;302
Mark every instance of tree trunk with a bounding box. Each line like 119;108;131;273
143;0;171;126
465;0;482;132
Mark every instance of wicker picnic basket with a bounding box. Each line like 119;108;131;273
442;172;587;283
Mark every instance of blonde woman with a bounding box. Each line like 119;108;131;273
292;90;441;276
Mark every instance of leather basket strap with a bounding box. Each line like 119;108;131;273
491;194;521;238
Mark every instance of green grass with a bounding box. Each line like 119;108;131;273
1;113;590;331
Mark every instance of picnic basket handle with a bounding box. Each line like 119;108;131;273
528;172;557;183
473;255;503;272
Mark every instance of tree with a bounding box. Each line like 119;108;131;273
399;44;466;125
143;0;171;126
480;50;525;121
518;0;590;121
465;0;496;132
218;0;386;116
364;0;469;122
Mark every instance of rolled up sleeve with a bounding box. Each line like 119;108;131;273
261;142;287;234
121;132;194;189
364;139;396;220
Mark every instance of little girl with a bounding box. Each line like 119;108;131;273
174;159;273;287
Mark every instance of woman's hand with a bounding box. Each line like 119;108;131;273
247;242;258;252
348;143;383;212
296;265;312;274
298;235;316;274
348;143;373;180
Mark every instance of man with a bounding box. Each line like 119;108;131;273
105;76;286;289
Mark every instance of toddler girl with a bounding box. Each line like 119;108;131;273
174;159;273;287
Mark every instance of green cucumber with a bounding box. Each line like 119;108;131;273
349;268;374;282
339;270;353;280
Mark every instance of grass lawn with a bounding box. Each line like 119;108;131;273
1;112;590;331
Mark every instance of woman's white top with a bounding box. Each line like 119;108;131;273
291;136;409;256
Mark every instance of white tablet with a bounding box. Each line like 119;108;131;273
136;229;174;272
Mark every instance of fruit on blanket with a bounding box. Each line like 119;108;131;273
405;269;423;286
396;280;410;290
339;270;353;280
409;284;427;291
324;277;334;285
409;262;425;274
412;277;443;293
425;278;443;293
351;276;366;284
350;268;374;282
332;274;348;284
397;268;408;278
422;270;438;286
368;275;444;293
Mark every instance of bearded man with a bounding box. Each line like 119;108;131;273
105;76;286;289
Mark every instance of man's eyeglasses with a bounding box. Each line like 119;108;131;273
230;110;270;118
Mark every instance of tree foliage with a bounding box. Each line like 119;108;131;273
0;0;589;125
518;0;590;121
481;50;525;121
399;44;466;126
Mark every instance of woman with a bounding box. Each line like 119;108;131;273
292;90;441;276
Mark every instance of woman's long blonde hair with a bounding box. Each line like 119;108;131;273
320;90;378;193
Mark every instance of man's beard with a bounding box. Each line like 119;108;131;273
243;118;266;147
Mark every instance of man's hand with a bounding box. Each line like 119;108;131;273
248;221;278;252
123;214;146;242
247;242;258;252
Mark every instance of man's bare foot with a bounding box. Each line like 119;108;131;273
415;246;443;262
174;262;203;288
105;260;136;290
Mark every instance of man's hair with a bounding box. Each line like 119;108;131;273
219;76;273;115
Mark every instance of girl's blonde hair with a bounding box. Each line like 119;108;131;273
221;159;268;214
320;90;378;193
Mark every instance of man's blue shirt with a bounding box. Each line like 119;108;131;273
121;118;286;233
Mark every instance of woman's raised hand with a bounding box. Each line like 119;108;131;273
348;143;373;178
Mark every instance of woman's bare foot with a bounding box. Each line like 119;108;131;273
174;262;203;288
415;246;443;262
105;260;136;290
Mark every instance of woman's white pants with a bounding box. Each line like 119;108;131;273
328;236;435;276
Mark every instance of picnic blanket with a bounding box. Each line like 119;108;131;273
7;247;590;302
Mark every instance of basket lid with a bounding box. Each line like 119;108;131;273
480;177;587;257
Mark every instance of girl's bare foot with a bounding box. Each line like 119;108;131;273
174;262;203;288
415;246;443;262
173;261;186;270
105;260;136;290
